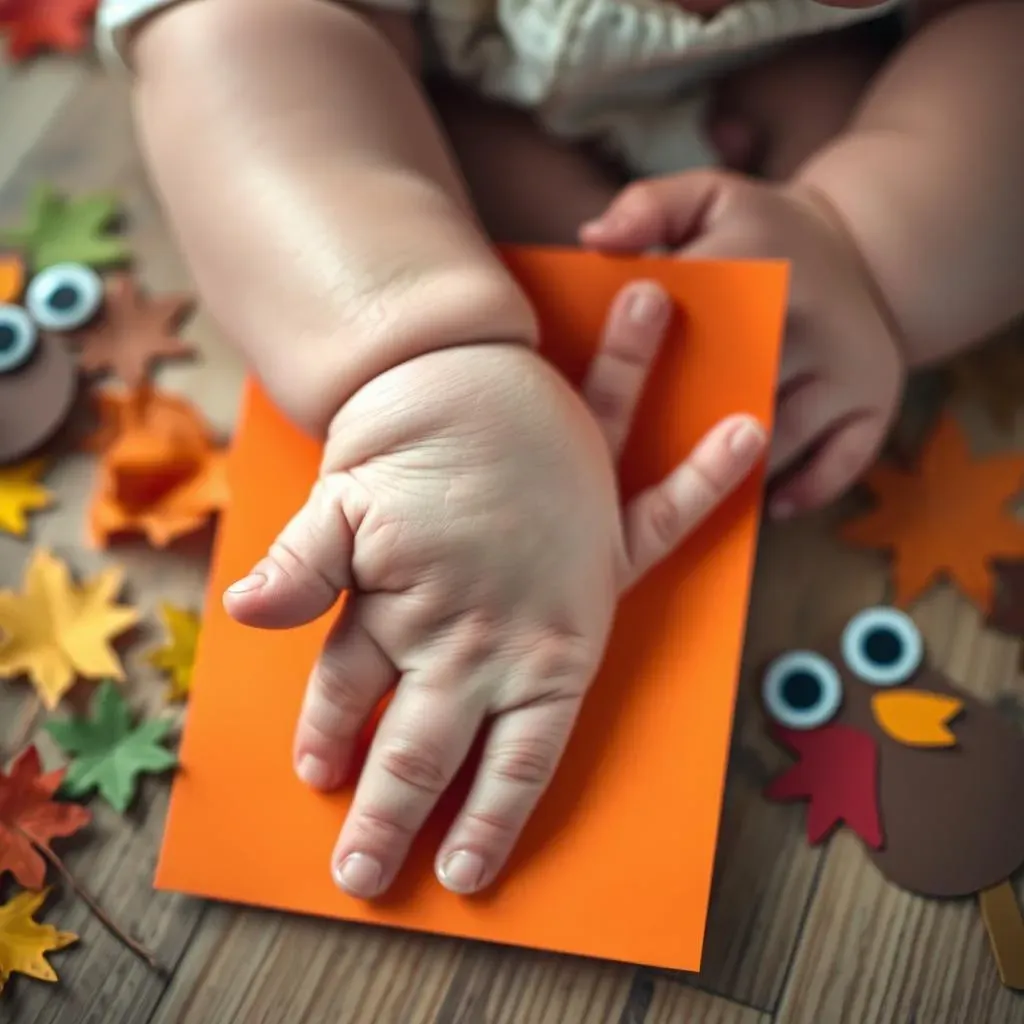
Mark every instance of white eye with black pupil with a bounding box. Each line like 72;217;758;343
841;606;922;687
762;651;843;730
25;263;103;331
0;304;38;374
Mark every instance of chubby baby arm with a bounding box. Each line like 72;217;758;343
795;0;1024;367
129;0;537;433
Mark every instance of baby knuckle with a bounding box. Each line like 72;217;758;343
379;738;450;794
354;806;417;842
645;489;685;548
486;736;561;787
312;658;364;715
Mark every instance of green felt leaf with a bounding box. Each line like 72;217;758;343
0;184;131;271
44;681;177;814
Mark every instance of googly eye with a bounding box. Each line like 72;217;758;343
25;263;104;331
841;606;922;687
763;651;843;730
0;304;38;374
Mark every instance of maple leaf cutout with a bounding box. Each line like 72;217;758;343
0;746;91;890
0;459;52;537
0;184;128;270
840;414;1024;611
46;681;178;814
147;603;200;702
72;274;195;388
0;549;140;708
85;387;228;547
0;888;77;995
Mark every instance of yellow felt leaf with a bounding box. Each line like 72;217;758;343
0;549;140;709
0;888;77;995
147;602;200;702
0;460;52;537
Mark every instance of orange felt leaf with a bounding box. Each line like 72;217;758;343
0;255;24;304
0;0;98;61
154;249;788;973
840;413;1024;611
85;386;229;548
0;746;91;890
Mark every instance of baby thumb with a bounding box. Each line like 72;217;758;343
580;171;729;251
224;476;355;630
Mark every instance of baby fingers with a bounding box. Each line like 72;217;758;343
622;414;767;589
582;281;674;459
223;475;355;629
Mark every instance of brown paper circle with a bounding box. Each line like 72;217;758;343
0;331;78;464
819;646;1024;898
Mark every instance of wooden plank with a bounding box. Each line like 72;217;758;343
431;945;634;1024
774;587;1024;1024
647;977;769;1024
155;910;460;1024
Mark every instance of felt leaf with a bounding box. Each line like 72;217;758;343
0;888;77;994
0;185;128;271
46;681;178;813
0;746;91;890
0;459;51;537
840;414;1024;611
71;274;195;388
0;549;140;709
85;387;229;548
147;603;200;702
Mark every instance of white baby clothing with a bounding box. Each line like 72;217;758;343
97;0;899;175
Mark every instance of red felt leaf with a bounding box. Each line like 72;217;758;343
0;0;98;61
765;723;884;849
0;747;91;890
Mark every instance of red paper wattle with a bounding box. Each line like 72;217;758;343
765;722;884;850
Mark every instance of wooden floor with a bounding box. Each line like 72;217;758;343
2;52;1023;1024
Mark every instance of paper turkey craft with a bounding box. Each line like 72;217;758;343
762;607;1024;989
0;256;102;464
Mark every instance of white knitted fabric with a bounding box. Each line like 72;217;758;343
97;0;899;174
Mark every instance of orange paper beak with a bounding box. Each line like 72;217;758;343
871;689;963;748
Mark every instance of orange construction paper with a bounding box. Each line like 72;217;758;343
155;248;788;972
841;413;1024;612
85;386;229;548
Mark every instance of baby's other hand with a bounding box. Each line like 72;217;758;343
581;171;906;517
224;282;765;899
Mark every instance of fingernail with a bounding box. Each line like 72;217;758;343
770;498;795;520
226;572;266;594
438;850;487;894
296;754;335;790
728;420;767;462
334;853;383;898
627;284;671;326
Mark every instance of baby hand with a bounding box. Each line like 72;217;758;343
581;171;906;517
224;282;766;899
